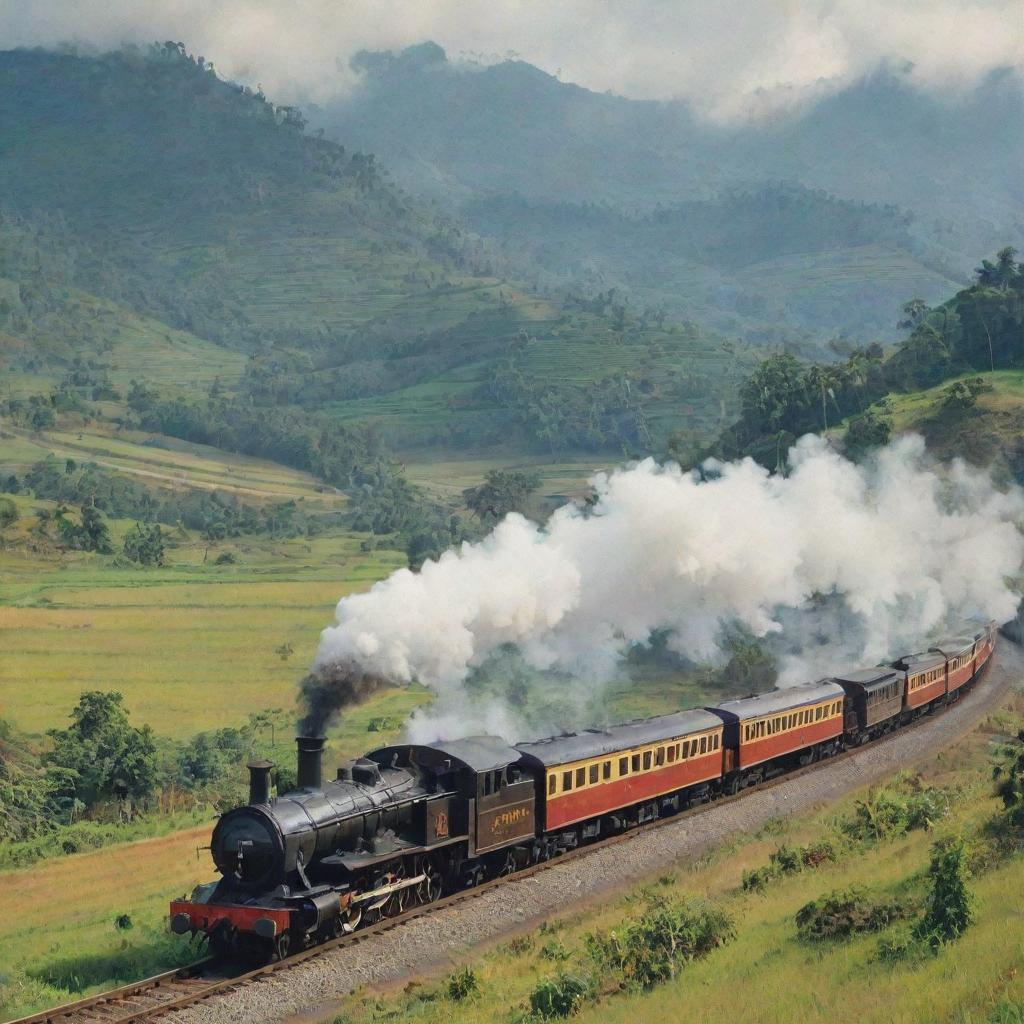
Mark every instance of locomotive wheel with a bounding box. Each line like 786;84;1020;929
332;909;355;937
418;858;442;904
496;850;518;877
384;864;408;918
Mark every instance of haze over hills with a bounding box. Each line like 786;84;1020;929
311;43;1024;343
0;44;749;456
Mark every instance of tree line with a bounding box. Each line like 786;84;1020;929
710;247;1023;466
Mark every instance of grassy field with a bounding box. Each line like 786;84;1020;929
0;528;411;740
0;821;212;1018
317;690;1024;1024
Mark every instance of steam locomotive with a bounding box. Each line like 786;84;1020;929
170;622;997;961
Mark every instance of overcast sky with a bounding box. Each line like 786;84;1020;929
3;0;1022;119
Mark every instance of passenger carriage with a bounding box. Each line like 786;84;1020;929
892;651;946;711
930;637;978;696
517;710;725;835
707;680;845;790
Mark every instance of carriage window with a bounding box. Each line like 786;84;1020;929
548;774;557;795
603;760;612;780
714;734;720;750
667;745;677;763
589;764;599;785
815;706;822;721
619;757;629;775
655;747;665;766
632;754;641;773
562;770;573;791
700;736;708;754
576;767;586;788
642;751;652;771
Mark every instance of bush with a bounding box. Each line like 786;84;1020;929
445;966;478;1001
504;935;534;956
914;838;973;949
539;939;571;961
528;973;591;1018
841;779;950;843
874;925;925;964
587;895;734;989
795;887;913;942
741;839;836;891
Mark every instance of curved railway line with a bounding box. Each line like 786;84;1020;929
10;640;1018;1024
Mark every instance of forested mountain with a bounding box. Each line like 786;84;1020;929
0;44;748;460
312;44;1024;344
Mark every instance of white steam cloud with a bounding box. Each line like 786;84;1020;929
314;435;1024;741
2;0;1022;120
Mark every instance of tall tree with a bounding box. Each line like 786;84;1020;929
45;691;158;808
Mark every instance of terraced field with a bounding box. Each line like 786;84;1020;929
0;426;340;505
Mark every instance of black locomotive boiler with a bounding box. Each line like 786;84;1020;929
171;735;536;960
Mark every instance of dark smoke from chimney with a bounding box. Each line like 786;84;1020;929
297;661;389;736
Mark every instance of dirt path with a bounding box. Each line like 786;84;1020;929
177;642;1020;1024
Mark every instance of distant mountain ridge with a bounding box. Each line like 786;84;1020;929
310;43;1024;343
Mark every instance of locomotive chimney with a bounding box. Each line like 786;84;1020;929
247;760;274;804
296;736;325;790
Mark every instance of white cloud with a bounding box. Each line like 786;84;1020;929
2;0;1021;119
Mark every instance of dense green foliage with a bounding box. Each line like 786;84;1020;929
462;469;540;525
795;887;912;942
122;521;165;565
527;973;592;1019
841;781;951;844
586;894;735;990
714;247;1024;466
45;692;158;808
742;840;837;892
914;838;974;948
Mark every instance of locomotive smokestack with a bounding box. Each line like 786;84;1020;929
296;736;325;790
247;760;273;805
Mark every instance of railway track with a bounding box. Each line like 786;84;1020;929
10;649;1014;1024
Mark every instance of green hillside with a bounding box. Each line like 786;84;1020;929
0;44;747;461
707;246;1024;475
